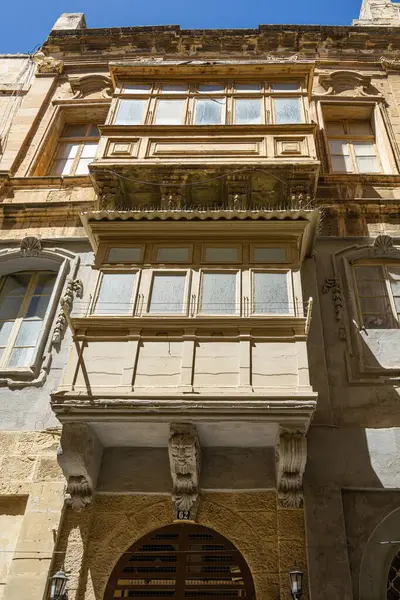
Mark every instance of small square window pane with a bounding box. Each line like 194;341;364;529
34;273;56;295
51;159;74;176
115;99;146;125
14;320;43;347
235;99;261;124
55;143;80;160
274;97;302;124
253;247;287;263
1;273;30;296
194;99;225;125
0;321;14;346
271;82;299;91
155;100;185;125
200;272;237;315
198;84;225;93
356;156;380;173
62;124;87;138
331;155;353;172
94;273;136;315
348;120;372;136
122;84;152;94
80;142;98;158
0;297;24;320
156;248;190;262
149;273;186;314
204;248;239;263
235;83;261;92
75;159;92;175
108;248;142;263
88;124;99;137
161;85;187;93
254;272;289;314
353;142;377;157
8;347;34;367
25;295;51;319
325;121;345;136
329;140;350;156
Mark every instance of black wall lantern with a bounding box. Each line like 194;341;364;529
289;565;304;599
50;570;68;600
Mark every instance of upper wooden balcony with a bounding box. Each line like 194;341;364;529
89;123;320;211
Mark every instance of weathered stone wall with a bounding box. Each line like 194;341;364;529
55;492;307;600
0;431;64;600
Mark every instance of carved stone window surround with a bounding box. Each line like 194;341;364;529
0;240;79;387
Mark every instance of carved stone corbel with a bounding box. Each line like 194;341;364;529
57;424;103;511
159;173;189;210
20;236;42;257
226;174;250;209
52;279;83;346
168;423;201;521
276;428;307;509
34;53;64;75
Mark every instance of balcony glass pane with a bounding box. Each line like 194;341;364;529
271;82;299;91
108;248;142;263
194;99;225;125
155;100;185;125
62;124;87;138
94;273;136;315
353;142;380;173
149;273;186;314
204;248;239;263
156;248;190;262
122;84;152;94
235;83;261;92
200;272;237;315
115;100;146;125
273;97;302;124
198;84;225;93
235;99;261;124
161;85;187;93
253;272;289;314
253;247;287;263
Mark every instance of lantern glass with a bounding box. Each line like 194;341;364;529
50;570;68;599
289;567;303;597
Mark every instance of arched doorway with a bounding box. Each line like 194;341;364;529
104;523;256;599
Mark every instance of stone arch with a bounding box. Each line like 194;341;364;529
103;522;256;599
359;506;400;600
84;493;277;600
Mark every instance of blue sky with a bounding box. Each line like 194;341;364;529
1;0;364;54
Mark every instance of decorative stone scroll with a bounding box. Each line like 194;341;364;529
168;423;201;521
20;236;42;257
57;423;103;512
68;74;113;99
276;428;307;509
52;278;83;346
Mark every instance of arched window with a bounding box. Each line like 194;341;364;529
387;550;400;600
104;523;256;599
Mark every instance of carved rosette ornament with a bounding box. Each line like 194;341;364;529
20;236;42;257
52;279;83;346
65;475;92;511
168;424;201;521
276;429;307;509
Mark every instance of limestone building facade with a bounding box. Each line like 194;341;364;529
0;1;400;598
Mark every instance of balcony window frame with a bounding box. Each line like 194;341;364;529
145;269;192;316
91;268;140;316
197;269;242;317
250;269;295;316
111;79;308;126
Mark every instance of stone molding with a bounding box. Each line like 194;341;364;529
52;278;83;346
276;428;307;508
168;423;201;520
318;71;379;97
34;53;64;75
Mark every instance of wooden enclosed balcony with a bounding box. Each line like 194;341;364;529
89;124;320;211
